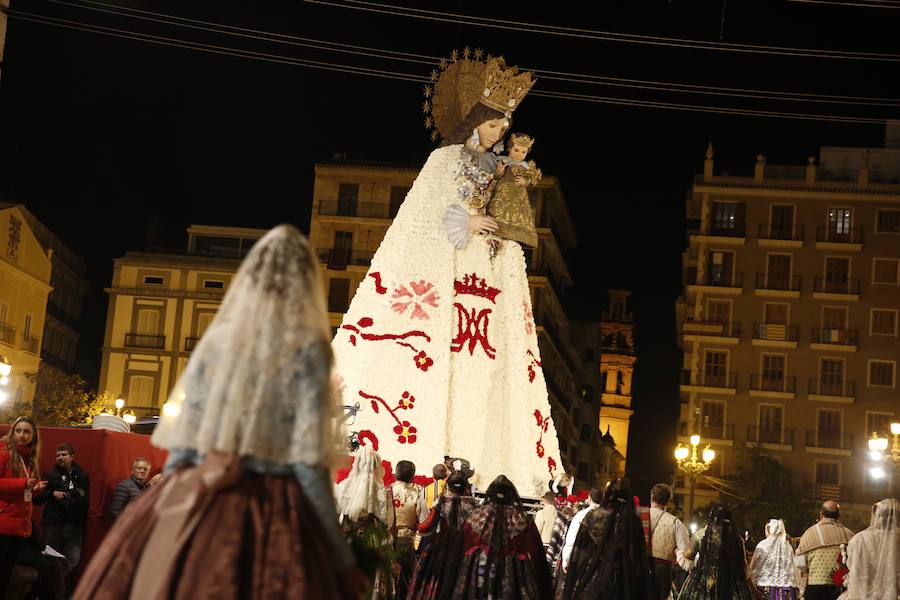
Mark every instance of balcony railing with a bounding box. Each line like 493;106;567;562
758;223;804;242
0;323;15;346
687;268;744;288
805;430;853;451
813;277;861;295
21;334;39;354
680;421;735;441
813;483;851;503
705;222;747;238
750;374;796;393
752;323;799;342
683;320;741;339
317;200;393;219
184;337;200;352
816;226;863;245
316;247;376;269
680;369;739;389
808;378;855;398
747;426;794;446
755;273;802;292
125;333;166;350
810;327;858;346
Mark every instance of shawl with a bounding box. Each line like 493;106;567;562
796;518;854;555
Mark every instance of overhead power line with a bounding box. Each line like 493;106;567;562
787;0;900;8
4;10;890;125
36;0;900;107
303;0;900;62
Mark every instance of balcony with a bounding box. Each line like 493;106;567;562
682;320;741;344
124;333;166;350
184;337;200;352
679;421;735;444
685;268;743;294
680;368;738;395
758;223;804;247
752;323;799;348
810;327;858;351
693;222;746;244
808;378;856;404
749;374;796;399
815;226;863;251
754;273;801;298
316;247;375;270
317;200;393;220
812;277;861;301
747;426;794;450
21;334;39;355
805;430;853;456
0;323;14;347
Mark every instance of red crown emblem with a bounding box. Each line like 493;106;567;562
454;273;501;304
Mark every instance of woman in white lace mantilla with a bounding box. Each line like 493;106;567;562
332;53;562;496
839;498;899;600
750;519;800;600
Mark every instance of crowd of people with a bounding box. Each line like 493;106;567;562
1;226;897;599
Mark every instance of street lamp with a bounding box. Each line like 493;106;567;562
674;434;716;522
0;356;11;387
868;423;900;480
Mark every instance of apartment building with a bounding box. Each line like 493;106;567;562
677;131;900;522
308;157;603;485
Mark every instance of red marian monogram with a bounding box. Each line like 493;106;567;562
450;303;496;359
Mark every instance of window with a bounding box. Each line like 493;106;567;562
815;461;840;485
828;208;852;237
14;385;24;405
196;312;215;338
822;306;848;331
817;410;842;448
202;279;225;289
329;231;353;269
819;359;845;395
703;350;728;386
763;303;789;325
701;401;726;438
389;186;410;218
328;278;350;313
143;276;164;285
707;250;735;285
710;202;744;234
824;257;851;293
580;424;592;442
871;309;898;336
873;259;899;285
580;385;594;403
766;254;793;289
707;300;731;324
866;412;894;437
770;204;795;239
758;405;784;444
136;309;160;335
337;183;359;216
761;354;786;391
127;375;155;407
868;360;896;388
876;208;900;233
0;302;8;325
23;314;32;338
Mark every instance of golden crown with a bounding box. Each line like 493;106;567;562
509;133;535;150
423;48;535;142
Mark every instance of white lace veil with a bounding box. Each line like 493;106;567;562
846;498;899;600
334;445;389;523
151;224;340;467
750;519;797;588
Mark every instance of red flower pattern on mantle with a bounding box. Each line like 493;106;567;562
526;350;542;383
392;280;439;320
360;389;420;446
413;351;434;371
342;317;434;371
533;409;552;463
394;421;417;444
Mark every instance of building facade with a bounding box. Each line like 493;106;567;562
598;289;636;462
0;205;51;411
99;225;266;417
308;158;599;486
677;134;900;524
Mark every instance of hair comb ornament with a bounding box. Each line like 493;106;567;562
425;48;536;143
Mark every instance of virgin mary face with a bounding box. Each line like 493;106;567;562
475;117;509;151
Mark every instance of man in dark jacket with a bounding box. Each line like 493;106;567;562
109;457;151;521
33;443;89;573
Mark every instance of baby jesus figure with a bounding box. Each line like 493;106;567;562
487;132;542;249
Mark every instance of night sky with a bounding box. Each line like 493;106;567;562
1;0;896;492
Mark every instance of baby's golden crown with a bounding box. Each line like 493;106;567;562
509;133;535;151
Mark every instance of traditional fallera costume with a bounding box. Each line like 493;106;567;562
332;50;561;496
839;498;899;600
74;226;351;600
750;519;799;600
677;504;756;600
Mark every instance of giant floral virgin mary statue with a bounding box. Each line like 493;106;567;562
332;51;561;495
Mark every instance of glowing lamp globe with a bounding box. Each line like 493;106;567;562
0;360;11;378
892;422;900;436
0;376;8;386
123;412;137;425
675;446;690;461
690;434;701;447
115;398;125;411
162;401;180;418
869;466;886;480
869;436;889;452
702;448;716;463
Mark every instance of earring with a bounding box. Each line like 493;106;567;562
469;128;480;147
